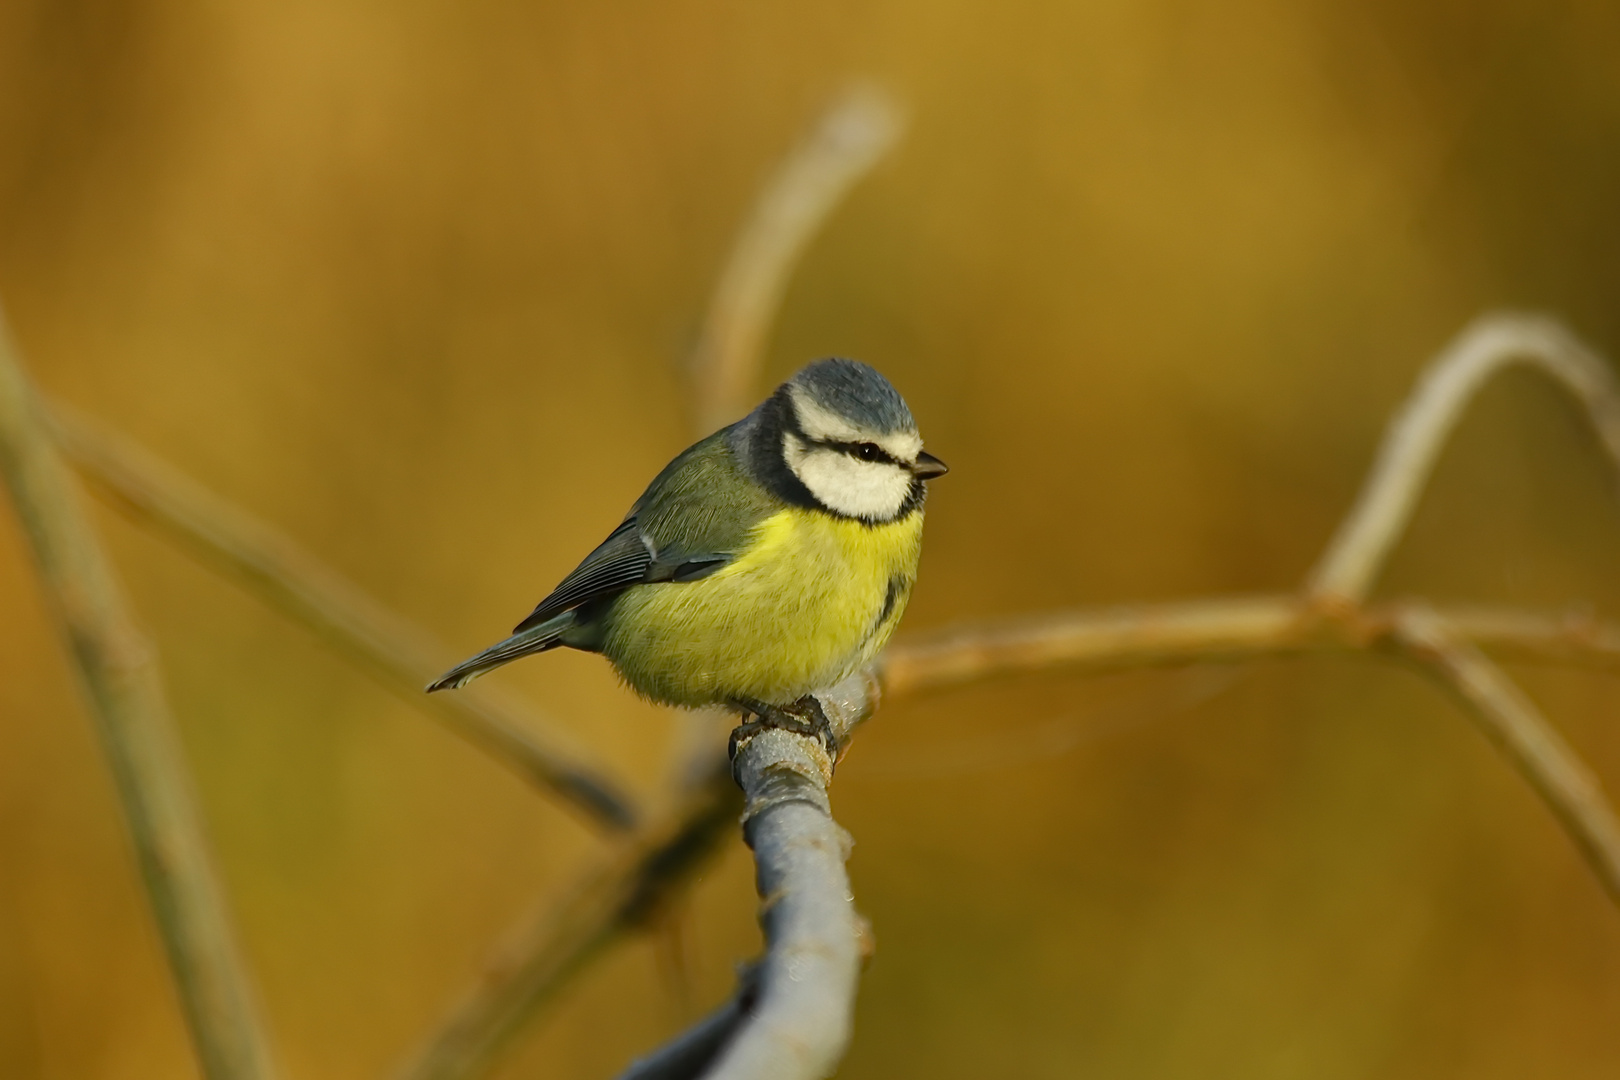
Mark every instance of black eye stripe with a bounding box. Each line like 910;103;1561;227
818;439;901;465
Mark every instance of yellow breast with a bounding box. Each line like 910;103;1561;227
602;507;924;707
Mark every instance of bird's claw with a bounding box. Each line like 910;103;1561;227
728;695;839;764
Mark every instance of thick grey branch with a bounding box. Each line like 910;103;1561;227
47;402;639;831
617;674;875;1080
1307;313;1620;605
708;732;860;1080
0;310;280;1079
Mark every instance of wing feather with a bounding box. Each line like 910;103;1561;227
513;519;655;632
510;430;772;635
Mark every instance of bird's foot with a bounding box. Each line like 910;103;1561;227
728;695;839;764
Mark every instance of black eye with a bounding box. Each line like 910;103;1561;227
856;442;883;462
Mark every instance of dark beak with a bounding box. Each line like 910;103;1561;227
911;450;949;480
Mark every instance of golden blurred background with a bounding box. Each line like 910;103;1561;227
4;1;1620;1077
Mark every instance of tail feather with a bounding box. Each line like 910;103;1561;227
426;614;573;692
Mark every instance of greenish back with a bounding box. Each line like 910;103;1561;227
628;430;782;562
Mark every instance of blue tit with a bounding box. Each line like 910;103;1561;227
428;358;947;734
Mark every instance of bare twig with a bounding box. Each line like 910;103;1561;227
689;85;904;432
879;595;1314;696
1307;313;1620;606
0;311;280;1080
616;674;875;1080
874;314;1620;916
1391;605;1620;903
615;965;761;1080
617;967;760;1080
395;769;741;1080
877;596;1620;700
46;403;639;831
1430;603;1620;669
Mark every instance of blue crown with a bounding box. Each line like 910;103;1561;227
791;358;916;435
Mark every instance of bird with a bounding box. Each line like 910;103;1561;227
427;358;946;747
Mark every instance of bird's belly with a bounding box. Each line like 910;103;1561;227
601;508;923;707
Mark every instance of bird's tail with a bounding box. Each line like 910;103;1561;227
426;612;574;692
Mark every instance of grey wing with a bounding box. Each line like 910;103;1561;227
512;517;733;633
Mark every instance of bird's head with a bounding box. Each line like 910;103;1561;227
737;358;947;523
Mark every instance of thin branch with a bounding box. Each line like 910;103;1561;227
617;675;874;1080
1436;603;1620;671
689;85;903;432
617;967;760;1080
877;596;1620;700
0;310;280;1079
1307;313;1620;606
1390;605;1620;903
873;314;1620;922
879;595;1314;697
394;769;741;1080
46;402;639;831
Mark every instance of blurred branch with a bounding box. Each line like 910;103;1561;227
617;967;760;1080
1307;313;1620;606
46;402;639;832
615;676;874;1080
0;310;280;1080
1391;605;1620;903
689;85;904;432
881;595;1310;695
878;596;1620;699
395;769;741;1080
877;313;1620;916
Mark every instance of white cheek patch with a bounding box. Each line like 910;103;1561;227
793;448;913;520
